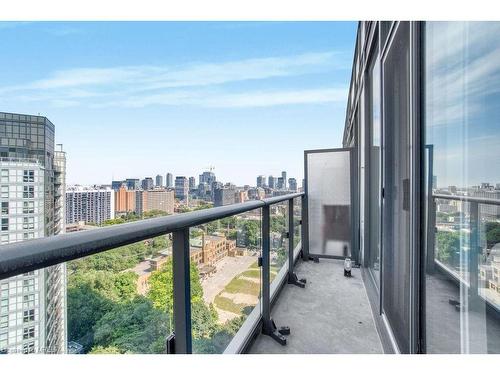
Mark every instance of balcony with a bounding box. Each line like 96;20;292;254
0;177;385;355
2;149;500;354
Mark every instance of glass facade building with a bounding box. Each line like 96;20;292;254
0;112;66;354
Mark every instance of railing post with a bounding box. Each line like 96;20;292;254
301;194;309;261
288;199;294;275
469;201;480;301
261;204;287;345
261;205;271;323
172;228;192;354
288;198;305;288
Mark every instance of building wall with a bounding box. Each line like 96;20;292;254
0;111;66;354
143;189;174;214
133;189;174;215
115;186;136;213
175;177;189;202
214;188;236;207
66;187;115;225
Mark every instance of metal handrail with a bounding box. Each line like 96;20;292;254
433;193;500;206
0;192;304;281
0;191;304;354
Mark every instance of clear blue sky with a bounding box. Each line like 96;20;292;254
0;21;357;186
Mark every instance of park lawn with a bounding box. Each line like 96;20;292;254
214;295;247;315
241;269;260;278
224;277;260;296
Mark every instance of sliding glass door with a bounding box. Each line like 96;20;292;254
381;22;412;353
366;38;382;289
423;21;500;354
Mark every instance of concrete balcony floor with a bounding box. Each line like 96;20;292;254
249;258;383;354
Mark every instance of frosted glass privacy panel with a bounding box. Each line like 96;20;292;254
306;149;352;257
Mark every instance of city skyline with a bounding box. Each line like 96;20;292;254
0;21;357;186
109;169;302;188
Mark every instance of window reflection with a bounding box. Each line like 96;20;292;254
425;21;500;354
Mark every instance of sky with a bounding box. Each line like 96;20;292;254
0;21;357;186
425;22;500;188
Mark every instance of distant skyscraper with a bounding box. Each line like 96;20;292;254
277;177;284;190
199;171;216;186
198;182;209;200
66;186;115;225
125;178;140;190
142;177;154;190
175;176;189;202
268;176;276;189
257;175;266;188
166;173;173;188
155;174;163;188
0;112;66;354
281;171;287;190
288;178;297;192
189;176;196;190
198;172;216;201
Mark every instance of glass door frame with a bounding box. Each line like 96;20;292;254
379;21;423;354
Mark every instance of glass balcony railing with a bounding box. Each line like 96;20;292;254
0;192;303;354
66;233;174;354
430;193;500;313
189;209;262;354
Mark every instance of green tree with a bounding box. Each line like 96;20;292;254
241;220;260;249
92;297;170;354
67;283;113;350
485;222;500;249
147;258;217;340
193;316;246;354
220;216;237;229
205;220;220;234
227;229;238;240
114;272;139;300
143;210;170;219
436;231;460;265
89;346;122;354
67;269;138;351
68;235;170;274
193;202;213;211
191;228;204;238
270;214;286;234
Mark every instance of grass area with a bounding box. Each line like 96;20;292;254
224;277;260;296
240;267;277;280
241;269;260;278
212;260;263;318
213;295;247;315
